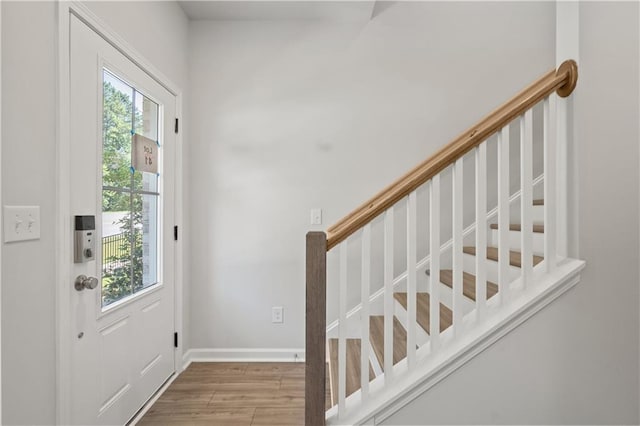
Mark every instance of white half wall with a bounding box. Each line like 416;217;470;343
383;2;640;424
187;2;555;351
1;2;188;424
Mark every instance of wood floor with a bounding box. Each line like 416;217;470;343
137;362;305;425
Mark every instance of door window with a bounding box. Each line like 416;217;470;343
101;69;161;308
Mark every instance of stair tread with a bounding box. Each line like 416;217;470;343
463;246;543;267
439;270;499;301
394;292;453;335
533;199;544;206
328;338;374;407
489;223;544;233
369;316;407;369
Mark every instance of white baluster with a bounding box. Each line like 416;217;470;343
406;192;417;367
556;91;569;259
544;96;557;270
383;208;394;382
520;110;533;286
338;242;347;414
360;225;371;399
498;126;510;303
429;176;441;350
475;143;487;317
452;159;463;334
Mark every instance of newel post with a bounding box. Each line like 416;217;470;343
305;232;327;426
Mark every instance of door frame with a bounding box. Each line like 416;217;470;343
56;2;184;424
0;2;4;422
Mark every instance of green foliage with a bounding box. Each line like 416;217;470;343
101;80;146;306
102;81;133;211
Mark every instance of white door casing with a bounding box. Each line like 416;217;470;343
0;3;3;421
68;14;176;425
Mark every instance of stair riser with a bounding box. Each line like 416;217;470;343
394;299;430;347
462;252;520;284
430;277;475;314
327;312;373;339
532;205;544;224
489;229;544;256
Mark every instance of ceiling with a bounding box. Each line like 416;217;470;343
178;1;381;22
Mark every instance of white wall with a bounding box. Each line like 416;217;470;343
0;2;188;424
187;2;555;352
384;2;640;424
1;3;57;424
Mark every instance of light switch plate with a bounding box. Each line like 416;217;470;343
4;206;41;243
310;208;322;225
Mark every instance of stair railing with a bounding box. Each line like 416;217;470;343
305;60;578;425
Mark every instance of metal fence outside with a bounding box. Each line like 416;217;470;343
102;232;129;272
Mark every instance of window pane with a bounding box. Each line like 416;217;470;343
132;193;159;292
103;71;134;190
135;92;158;140
101;69;162;309
134;168;158;193
102;190;133;307
133;92;159;192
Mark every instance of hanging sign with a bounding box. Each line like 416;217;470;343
132;133;158;174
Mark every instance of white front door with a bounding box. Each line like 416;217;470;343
69;15;176;425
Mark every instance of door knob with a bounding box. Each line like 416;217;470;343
75;275;99;291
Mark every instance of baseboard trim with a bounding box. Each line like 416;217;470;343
183;348;306;365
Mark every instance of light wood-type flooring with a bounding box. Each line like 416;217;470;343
137;362;306;425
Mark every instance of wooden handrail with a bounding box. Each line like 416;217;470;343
326;59;578;251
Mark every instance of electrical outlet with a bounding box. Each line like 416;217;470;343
272;306;284;323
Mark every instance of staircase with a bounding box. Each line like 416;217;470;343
305;61;585;426
325;199;545;407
